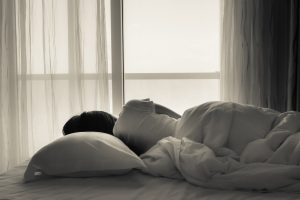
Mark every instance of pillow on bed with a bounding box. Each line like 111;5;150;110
24;132;145;182
113;99;178;155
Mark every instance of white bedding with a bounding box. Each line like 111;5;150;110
1;162;300;200
141;102;300;192
3;101;300;199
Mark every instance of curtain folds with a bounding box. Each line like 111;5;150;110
221;0;300;112
288;0;300;111
0;0;29;174
0;0;109;174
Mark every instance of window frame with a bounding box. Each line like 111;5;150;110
110;0;124;115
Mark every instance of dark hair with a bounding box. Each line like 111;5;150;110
62;111;117;135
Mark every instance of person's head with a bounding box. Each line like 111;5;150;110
62;111;117;135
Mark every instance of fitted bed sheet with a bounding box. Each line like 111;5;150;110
1;162;300;200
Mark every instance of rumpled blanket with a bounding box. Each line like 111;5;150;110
140;102;300;192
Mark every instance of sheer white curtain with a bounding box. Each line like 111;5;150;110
0;0;110;174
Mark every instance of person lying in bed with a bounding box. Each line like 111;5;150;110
29;99;300;192
62;99;181;155
62;99;181;136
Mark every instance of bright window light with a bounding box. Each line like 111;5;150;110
123;0;221;114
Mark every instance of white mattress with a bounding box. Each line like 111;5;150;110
1;162;300;200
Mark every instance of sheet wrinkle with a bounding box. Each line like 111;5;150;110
223;103;235;151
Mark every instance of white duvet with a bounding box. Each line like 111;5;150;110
140;102;300;192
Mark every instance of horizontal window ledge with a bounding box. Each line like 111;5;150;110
124;72;220;79
19;74;111;80
19;72;220;80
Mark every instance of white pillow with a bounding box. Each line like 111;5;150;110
113;99;178;155
24;132;145;182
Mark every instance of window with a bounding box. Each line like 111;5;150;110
122;0;221;114
25;0;221;118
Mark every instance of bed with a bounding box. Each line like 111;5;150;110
1;161;300;200
3;100;300;199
